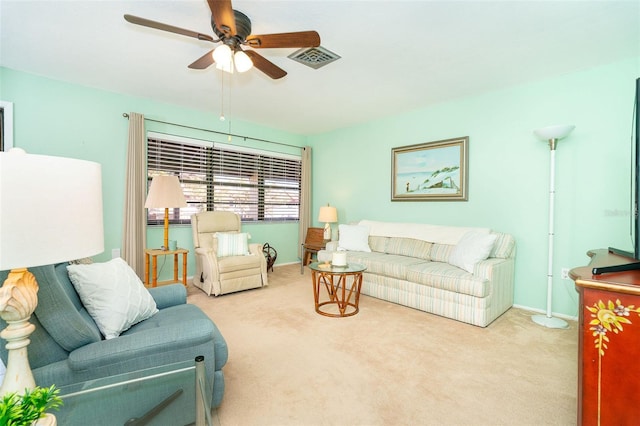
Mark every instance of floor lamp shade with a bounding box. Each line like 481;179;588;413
533;124;575;143
0;148;104;396
144;175;187;250
531;125;575;329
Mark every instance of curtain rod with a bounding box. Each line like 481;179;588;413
122;113;303;150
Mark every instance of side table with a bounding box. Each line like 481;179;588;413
58;358;214;425
309;262;366;317
145;248;188;287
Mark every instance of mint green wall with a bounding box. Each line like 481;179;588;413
0;67;305;280
308;57;640;318
3;57;639;316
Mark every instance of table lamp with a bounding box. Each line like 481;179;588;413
318;204;338;240
0;148;104;396
144;175;187;251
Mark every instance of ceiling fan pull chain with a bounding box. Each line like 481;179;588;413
219;70;225;121
227;76;232;141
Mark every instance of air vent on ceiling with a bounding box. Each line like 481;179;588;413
288;46;341;69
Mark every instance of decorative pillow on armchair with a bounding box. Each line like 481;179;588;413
216;232;250;257
67;258;158;339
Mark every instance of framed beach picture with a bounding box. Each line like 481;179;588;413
0;101;14;152
391;137;468;201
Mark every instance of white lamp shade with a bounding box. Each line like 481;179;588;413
144;175;187;209
318;206;338;223
213;44;232;64
0;148;104;270
234;50;253;73
213;44;233;72
533;124;575;141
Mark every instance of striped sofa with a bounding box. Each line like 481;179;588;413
322;220;516;327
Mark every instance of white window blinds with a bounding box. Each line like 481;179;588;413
147;136;301;223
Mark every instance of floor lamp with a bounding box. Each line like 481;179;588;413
531;124;575;329
0;148;104;398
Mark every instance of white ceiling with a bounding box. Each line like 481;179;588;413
1;1;639;135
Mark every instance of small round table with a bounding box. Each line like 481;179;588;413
309;262;366;317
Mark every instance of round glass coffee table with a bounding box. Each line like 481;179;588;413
309;262;366;317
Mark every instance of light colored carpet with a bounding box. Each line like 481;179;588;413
188;264;577;426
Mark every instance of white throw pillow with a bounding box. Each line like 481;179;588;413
338;224;371;252
67;258;158;339
448;231;498;273
216;232;250;257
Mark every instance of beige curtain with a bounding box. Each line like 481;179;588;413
298;146;312;259
122;112;147;278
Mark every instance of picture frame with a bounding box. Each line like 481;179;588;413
391;136;469;201
0;100;14;152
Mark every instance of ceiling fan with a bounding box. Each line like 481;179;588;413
124;0;321;80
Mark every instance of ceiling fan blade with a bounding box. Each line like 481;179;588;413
124;14;214;42
188;50;215;69
246;31;320;49
244;51;287;80
207;0;236;36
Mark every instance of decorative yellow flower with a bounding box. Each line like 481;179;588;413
587;299;640;356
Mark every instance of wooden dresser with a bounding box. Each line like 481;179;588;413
570;249;640;425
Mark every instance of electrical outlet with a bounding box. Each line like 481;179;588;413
112;248;121;259
561;267;570;280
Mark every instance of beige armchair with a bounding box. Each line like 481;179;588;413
191;211;268;296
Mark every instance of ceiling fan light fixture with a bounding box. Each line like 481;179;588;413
124;1;321;79
213;44;232;67
234;50;253;73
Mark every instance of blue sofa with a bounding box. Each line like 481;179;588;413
0;262;228;421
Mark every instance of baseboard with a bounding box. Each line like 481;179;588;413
512;304;578;322
272;261;302;268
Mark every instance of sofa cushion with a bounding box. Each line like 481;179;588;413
344;251;390;271
338;224;371;252
67;258;159;339
368;236;389;253
430;243;455;263
406;262;490;298
489;233;516;259
385;237;432;260
30;264;103;352
0;307;69;370
347;252;427;280
448;231;497;273
217;254;263;273
125;304;229;372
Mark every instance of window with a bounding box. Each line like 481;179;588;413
147;135;301;224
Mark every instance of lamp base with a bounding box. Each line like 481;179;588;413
323;223;331;240
0;268;38;396
531;314;569;329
